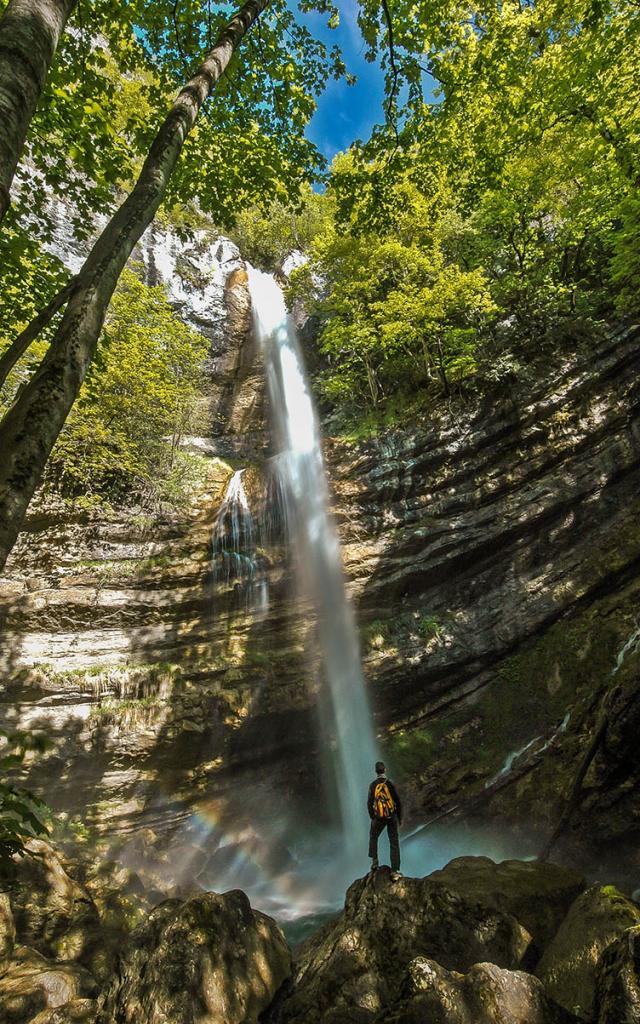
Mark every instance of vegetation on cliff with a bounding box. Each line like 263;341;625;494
286;1;640;425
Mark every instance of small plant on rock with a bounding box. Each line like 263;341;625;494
0;729;51;875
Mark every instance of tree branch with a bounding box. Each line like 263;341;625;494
381;0;400;153
0;277;78;389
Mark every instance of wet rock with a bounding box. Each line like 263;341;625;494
381;957;575;1024
9;841;109;981
427;857;586;954
594;922;640;1024
98;889;291;1024
273;867;533;1023
0;946;98;1023
536;884;640;1020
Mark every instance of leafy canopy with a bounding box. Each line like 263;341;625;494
291;1;640;428
46;270;209;507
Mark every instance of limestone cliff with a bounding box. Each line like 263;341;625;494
1;219;639;889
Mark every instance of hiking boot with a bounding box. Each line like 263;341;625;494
390;871;403;881
370;859;379;872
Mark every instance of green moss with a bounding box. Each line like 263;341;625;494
89;696;161;720
383;718;453;776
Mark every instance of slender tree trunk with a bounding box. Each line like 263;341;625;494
0;0;76;222
0;276;77;388
0;0;269;570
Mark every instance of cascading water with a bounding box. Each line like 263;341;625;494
212;468;267;610
247;267;379;855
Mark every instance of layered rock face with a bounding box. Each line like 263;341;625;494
334;324;640;876
0;209;639;884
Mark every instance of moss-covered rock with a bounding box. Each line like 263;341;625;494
0;946;98;1023
0;891;16;958
29;998;98;1023
273;867;534;1024
8;841;109;982
594;922;640;1024
381;957;577;1024
536;884;640;1020
427;857;586;957
97;890;291;1024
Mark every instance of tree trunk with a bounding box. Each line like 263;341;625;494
0;0;76;222
0;276;77;388
0;0;270;570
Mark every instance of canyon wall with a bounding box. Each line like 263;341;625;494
1;219;639;884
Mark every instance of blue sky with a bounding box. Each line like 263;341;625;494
298;0;386;163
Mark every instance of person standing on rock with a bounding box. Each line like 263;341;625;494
368;761;403;880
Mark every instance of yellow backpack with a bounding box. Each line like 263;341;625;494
374;780;395;819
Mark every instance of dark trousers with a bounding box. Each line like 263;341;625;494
368;814;400;870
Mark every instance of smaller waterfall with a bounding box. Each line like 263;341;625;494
247;267;379;857
212;469;267;610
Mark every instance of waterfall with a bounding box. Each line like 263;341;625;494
247;267;379;855
212;469;267;610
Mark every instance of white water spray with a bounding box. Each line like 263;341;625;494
247;267;379;854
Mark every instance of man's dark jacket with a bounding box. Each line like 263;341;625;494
367;776;402;823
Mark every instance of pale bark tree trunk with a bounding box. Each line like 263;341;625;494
0;0;270;569
0;0;77;222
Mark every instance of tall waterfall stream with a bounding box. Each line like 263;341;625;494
247;267;379;853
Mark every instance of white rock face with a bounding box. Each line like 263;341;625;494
279;248;308;278
44;195;244;344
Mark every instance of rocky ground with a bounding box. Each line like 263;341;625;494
1;841;639;1023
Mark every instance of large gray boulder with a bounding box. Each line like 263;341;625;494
97;889;291;1024
594;922;640;1024
381;957;576;1024
272;867;533;1023
536;884;640;1020
427;857;585;954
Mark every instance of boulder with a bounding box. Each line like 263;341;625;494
0;946;98;1023
427;857;586;954
98;889;291;1024
536;884;640;1020
594;923;640;1023
8;841;108;981
381;957;576;1024
272;868;533;1023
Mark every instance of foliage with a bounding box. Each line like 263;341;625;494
0;228;69;371
291;1;640;428
610;197;640;312
228;183;333;270
45;270;209;506
290;160;497;413
0;729;50;875
383;727;441;778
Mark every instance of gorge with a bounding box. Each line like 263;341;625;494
1;211;640;900
1;207;639;1021
2;2;640;1020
